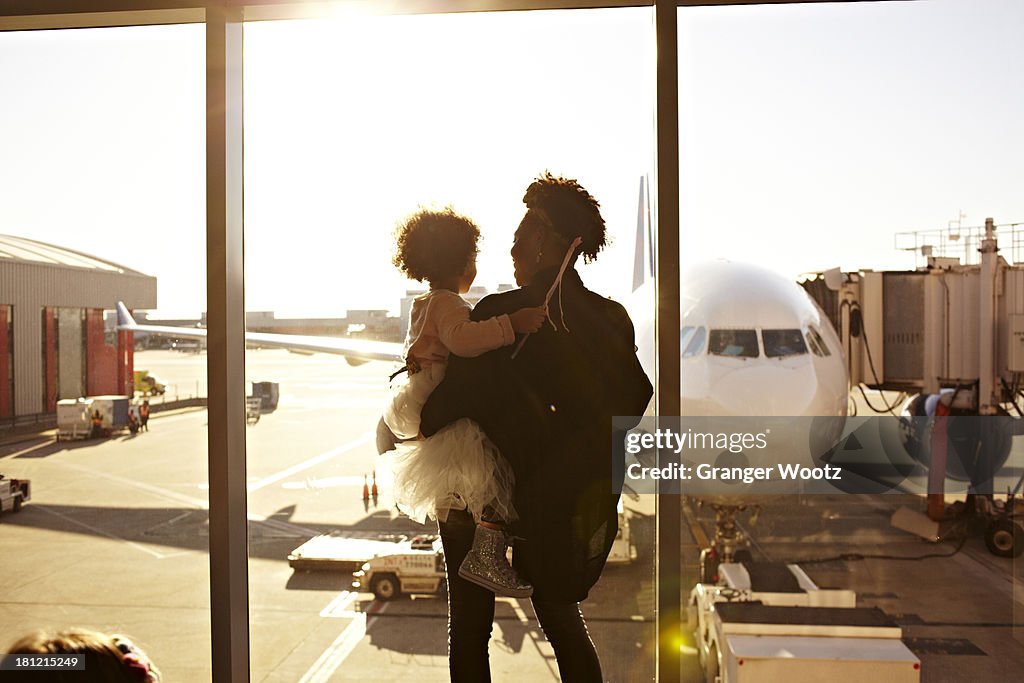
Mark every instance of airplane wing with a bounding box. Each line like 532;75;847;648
116;302;403;364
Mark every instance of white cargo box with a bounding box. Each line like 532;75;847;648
723;634;920;682
56;398;92;441
713;602;920;683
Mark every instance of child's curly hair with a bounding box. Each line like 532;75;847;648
523;172;607;263
392;207;481;283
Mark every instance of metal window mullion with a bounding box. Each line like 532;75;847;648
655;2;681;683
206;4;250;682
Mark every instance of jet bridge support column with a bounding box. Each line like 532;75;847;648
923;272;945;395
980;218;999;414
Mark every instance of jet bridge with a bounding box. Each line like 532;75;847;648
804;218;1024;415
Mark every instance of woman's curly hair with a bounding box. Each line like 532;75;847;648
392;207;481;283
523;172;607;263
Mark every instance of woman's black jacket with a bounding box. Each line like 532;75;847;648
421;266;653;602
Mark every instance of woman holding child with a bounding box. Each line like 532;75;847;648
417;173;653;682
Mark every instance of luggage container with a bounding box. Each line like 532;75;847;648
56;398;92;441
250;381;280;412
86;395;130;432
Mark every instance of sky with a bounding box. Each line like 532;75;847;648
1;0;1021;319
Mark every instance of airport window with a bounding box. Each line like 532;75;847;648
762;328;807;358
1;23;208;679
7;2;1021;682
678;2;1024;683
681;325;706;358
708;329;759;358
241;7;656;681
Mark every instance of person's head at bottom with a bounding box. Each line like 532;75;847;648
4;628;161;682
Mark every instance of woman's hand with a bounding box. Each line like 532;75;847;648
509;307;547;333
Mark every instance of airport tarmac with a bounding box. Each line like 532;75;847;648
0;350;660;682
1;349;1022;681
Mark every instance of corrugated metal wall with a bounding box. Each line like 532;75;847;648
56;307;84;400
0;259;156;417
882;272;925;385
0;305;9;416
999;268;1024;378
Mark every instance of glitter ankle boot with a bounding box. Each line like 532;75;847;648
458;524;533;598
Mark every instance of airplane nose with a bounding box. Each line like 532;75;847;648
708;362;829;416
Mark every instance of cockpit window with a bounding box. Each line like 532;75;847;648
762;329;808;358
708;329;759;358
681;326;707;358
805;325;832;357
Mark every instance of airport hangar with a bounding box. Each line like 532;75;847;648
0;235;156;427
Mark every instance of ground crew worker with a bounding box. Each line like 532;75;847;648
90;410;104;439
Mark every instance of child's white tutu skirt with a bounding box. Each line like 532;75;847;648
383;364;444;441
382;417;517;525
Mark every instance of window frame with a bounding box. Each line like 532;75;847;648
762;328;810;359
0;2;893;681
708;328;760;359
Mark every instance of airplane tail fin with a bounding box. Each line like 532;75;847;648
116;301;138;330
632;175;653;292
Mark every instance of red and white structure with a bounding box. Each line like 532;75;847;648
0;235;156;425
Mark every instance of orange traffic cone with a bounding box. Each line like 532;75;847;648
371;470;379;497
362;474;370;501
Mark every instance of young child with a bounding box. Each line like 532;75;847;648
382;207;545;598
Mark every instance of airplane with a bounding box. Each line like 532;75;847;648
626;177;848;419
629;260;848;418
623;177;849;575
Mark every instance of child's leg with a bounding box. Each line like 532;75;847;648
458;505;533;598
479;504;504;527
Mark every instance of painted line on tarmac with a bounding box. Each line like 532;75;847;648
59;461;209;508
34;505;173;559
59;461;209;509
56;460;321;537
246;432;374;493
0;438;52;460
299;600;388;683
319;590;358;618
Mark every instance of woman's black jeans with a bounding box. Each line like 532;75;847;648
438;508;603;682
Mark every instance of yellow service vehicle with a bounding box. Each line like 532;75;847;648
133;370;166;396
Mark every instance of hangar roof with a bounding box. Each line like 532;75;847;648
0;234;147;275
